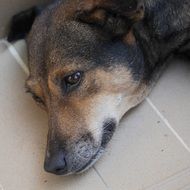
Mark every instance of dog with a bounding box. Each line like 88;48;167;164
8;0;190;175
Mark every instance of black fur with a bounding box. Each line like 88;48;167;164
101;119;117;148
7;0;190;82
133;0;190;81
8;6;43;42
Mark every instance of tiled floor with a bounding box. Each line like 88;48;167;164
0;39;190;190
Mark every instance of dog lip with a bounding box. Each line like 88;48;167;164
51;169;68;176
76;119;116;173
75;148;102;173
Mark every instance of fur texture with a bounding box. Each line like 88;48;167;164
8;0;190;175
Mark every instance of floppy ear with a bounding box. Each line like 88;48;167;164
76;0;144;37
8;6;43;42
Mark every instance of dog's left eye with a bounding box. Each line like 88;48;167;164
65;71;82;85
26;89;45;106
61;71;83;93
63;71;83;91
32;94;44;105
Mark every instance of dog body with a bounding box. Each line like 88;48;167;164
8;0;190;175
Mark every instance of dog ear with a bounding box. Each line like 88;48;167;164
76;0;144;37
8;6;43;42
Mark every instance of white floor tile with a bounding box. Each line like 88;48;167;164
95;102;190;190
149;59;190;148
12;40;28;65
181;184;190;190
145;167;190;190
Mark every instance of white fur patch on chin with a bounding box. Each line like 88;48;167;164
87;94;121;142
76;147;105;174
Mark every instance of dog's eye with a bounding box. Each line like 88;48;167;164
32;94;44;105
61;71;83;93
26;89;45;105
65;71;82;85
64;71;82;88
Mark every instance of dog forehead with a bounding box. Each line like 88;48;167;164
28;0;144;82
46;22;104;63
46;24;137;67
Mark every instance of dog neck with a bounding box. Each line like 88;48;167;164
134;0;190;81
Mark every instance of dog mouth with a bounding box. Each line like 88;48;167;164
76;119;117;173
44;119;117;175
75;147;104;173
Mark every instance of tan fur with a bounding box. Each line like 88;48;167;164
77;0;144;21
33;65;147;143
26;77;44;98
123;30;136;45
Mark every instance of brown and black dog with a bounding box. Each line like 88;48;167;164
8;0;190;175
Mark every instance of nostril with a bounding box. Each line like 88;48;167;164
55;167;65;173
44;151;67;175
55;168;62;172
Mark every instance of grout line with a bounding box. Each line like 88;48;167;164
146;97;190;153
0;183;4;190
0;39;29;76
93;166;110;189
179;183;190;190
144;167;190;190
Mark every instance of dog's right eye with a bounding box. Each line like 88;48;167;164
65;71;82;85
62;71;83;93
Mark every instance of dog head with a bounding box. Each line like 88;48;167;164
24;0;145;175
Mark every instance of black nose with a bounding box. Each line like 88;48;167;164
44;150;67;175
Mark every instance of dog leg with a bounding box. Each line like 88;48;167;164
8;6;43;42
